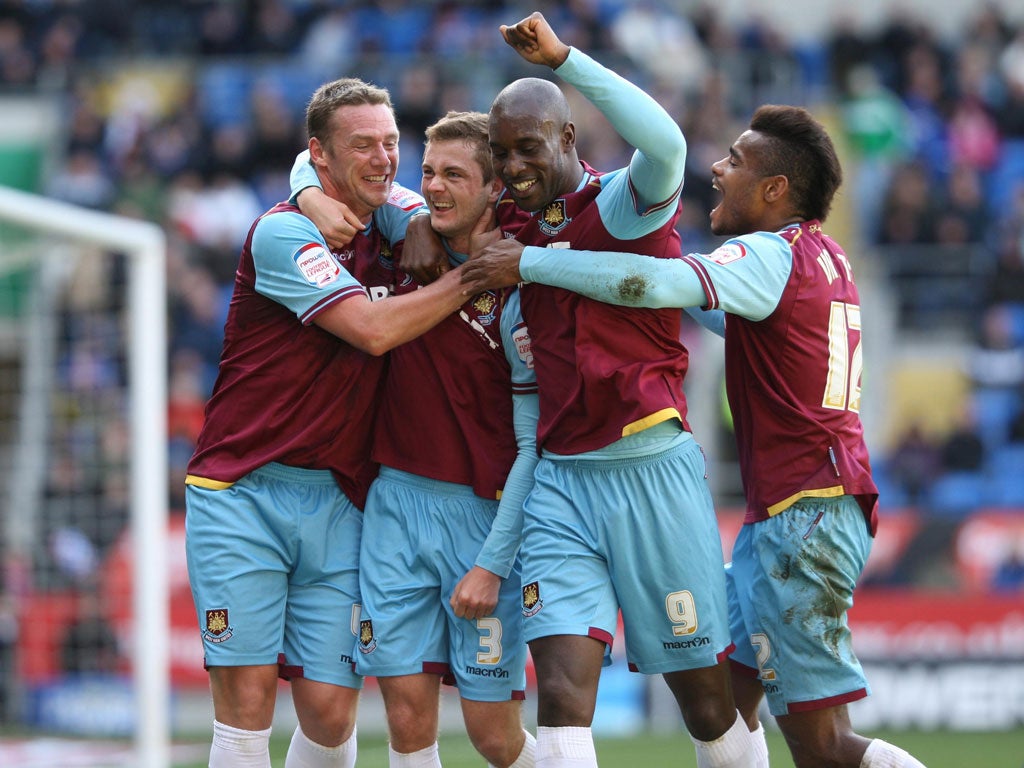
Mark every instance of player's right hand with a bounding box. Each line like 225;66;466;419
461;238;525;295
500;12;571;69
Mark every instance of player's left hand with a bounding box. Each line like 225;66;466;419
500;12;570;69
400;214;449;284
450;566;501;620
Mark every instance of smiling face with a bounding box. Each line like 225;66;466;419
488;105;578;213
709;129;776;237
421;137;499;253
312;102;399;221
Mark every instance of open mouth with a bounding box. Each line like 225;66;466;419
509;179;536;195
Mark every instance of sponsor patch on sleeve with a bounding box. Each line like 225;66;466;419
511;321;534;369
293;243;341;286
387;184;426;212
708;242;747;265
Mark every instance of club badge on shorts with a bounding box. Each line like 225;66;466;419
358;619;378;653
203;608;233;643
522;581;544;617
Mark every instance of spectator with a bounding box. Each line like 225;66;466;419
887;423;941;505
939;404;987;472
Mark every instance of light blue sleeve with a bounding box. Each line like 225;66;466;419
676;232;792;321
371;184;429;244
250;211;363;322
556;48;685;212
289;149;321;203
519;230;793;322
519;244;707;308
474;290;539;578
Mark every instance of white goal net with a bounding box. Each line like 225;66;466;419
0;184;170;768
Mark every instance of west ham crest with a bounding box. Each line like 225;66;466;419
358;619;378;653
522;581;544;617
538;199;570;236
203;608;233;643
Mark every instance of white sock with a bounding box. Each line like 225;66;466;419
389;741;442;768
209;720;272;768
489;728;537;768
536;726;597;768
690;711;754;768
860;738;927;768
750;723;769;768
285;724;357;768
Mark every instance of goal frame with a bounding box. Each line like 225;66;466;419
0;184;170;768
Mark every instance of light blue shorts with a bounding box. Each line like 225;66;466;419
357;467;527;702
185;463;363;689
521;436;732;674
726;495;872;715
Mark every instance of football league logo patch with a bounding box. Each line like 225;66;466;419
538;199;570;236
708;242;747;265
203;608;233;643
522;581;544;617
358;619;378;654
511;321;533;369
294;243;341;286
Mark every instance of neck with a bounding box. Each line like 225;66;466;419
447;234;471;257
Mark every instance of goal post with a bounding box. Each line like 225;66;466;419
0;184;170;768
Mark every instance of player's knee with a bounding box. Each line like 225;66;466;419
785;731;863;768
292;684;358;746
465;723;523;768
536;677;594;726
209;668;278;729
385;699;438;748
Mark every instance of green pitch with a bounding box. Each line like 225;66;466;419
177;727;1024;767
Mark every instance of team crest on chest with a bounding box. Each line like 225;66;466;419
522;581;544;617
203;608;233;643
539;199;571;236
471;291;498;326
358;619;377;653
378;239;394;270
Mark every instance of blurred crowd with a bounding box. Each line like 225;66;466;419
3;0;1024;603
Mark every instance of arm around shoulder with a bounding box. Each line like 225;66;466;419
313;266;467;355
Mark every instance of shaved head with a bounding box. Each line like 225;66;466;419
491;77;570;126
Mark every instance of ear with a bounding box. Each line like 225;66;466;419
562;121;576;152
309;137;326;168
487;175;503;206
762;174;789;204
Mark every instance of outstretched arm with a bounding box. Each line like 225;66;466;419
508;11;685;209
463;235;791;322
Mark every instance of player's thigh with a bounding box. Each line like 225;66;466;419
283;486;363;688
356;473;449;676
737;496;872;716
605;439;731;673
185;480;293;665
447;565;529;702
519;459;619;644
